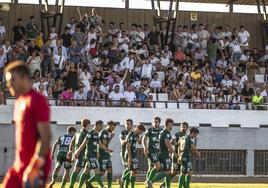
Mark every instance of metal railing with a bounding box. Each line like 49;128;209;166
4;97;268;110
255;150;268;175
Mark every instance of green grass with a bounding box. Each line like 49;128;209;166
44;182;268;188
2;182;268;188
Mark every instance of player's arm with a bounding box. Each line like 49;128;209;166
127;140;132;165
37;122;52;158
165;138;173;154
142;134;148;156
191;144;201;157
74;137;87;158
69;135;76;153
51;139;60;160
119;133;127;145
98;140;113;153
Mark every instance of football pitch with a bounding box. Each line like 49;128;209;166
40;183;268;188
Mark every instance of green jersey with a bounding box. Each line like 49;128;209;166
145;127;162;154
179;135;193;159
120;130;129;155
99;129;112;159
159;129;172;155
173;131;186;155
126;131;139;158
75;129;88;156
85;130;99;158
58;134;73;153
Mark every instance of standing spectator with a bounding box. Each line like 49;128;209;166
60;87;74;106
107;22;119;42
147;26;160;46
238;25;250;50
26;16;39;40
79;64;91;94
65;63;79;91
69;41;81;64
135;25;145;48
72;26;85;49
207;38;219;69
27;51;43;76
141;58;153;79
2;41;12;60
229;35;242;65
0;18;6;43
0;47;6;81
197;24;210;49
49;26;58;50
41;39;52;76
53;46;66;78
191;89;203;109
66;17;77;35
174;46;186;65
35;31;44;49
12;18;26;42
260;84;267;102
61;26;72;50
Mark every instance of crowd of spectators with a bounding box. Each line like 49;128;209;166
0;9;267;109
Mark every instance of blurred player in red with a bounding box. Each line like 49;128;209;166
2;61;52;188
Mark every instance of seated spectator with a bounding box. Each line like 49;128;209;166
191;68;201;81
150;73;162;93
60;87;74;106
169;83;181;101
74;86;87;106
160;50;170;68
123;85;136;107
87;84;100;105
174;46;186;65
252;88;263;108
241;82;254;103
38;85;48;97
53;79;64;99
228;88;240;110
191;89;203;109
260;84;267;103
0;47;7;81
36;31;44;49
136;86;149;107
108;84;124;107
203;91;215;109
215;90;228;109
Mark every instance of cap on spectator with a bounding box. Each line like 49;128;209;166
64;26;70;30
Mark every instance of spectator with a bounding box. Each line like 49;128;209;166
12;18;25;42
72;25;85;49
252;88;263;108
79;64;91;94
0;18;6;43
207;38;219;69
136;86;149;107
170;82;181;101
36;31;44;49
61;26;72;49
38;84;48;97
0;80;4;104
150;73;162;93
260;84;267;102
191;89;203;109
204;91;215;109
41;39;52;76
123;85;136;106
26;50;43;76
228;88;240;110
174;46;186;65
141;58;153;79
147;26;160;46
26;16;39;40
49;26;58;50
53;78;64;99
216;90;228;109
108;84;124;107
74;86;87;106
241;82;254;103
69;41;81;64
53;46;66;78
64;63;79;91
60;87;74;106
238;25;250;50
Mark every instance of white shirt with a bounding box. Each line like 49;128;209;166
108;91;124;105
2;45;12;54
0;26;6;36
221;79;233;88
74;91;87;100
238;30;250;46
87;32;97;44
123;91;136;103
229;41;242;53
135;31;145;43
141;63;153;78
216;59;227;68
120;57;134;71
99;84;109;94
160;57;170;67
149;57;159;65
53;46;68;59
53;54;66;70
0;54;7;68
261;90;267;97
50;32;58;48
150;79;162;89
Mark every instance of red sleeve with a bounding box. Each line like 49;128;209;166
33;94;50;122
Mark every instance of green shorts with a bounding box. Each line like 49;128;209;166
180;158;192;174
159;153;172;171
75;156;86;168
130;158;139;171
86;157;99;169
56;152;72;169
147;153;159;167
99;158;112;171
172;157;181;172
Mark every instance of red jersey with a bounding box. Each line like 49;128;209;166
3;89;51;188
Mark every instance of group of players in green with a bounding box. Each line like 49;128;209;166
48;117;200;188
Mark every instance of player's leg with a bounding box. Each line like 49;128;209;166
69;157;85;188
49;155;63;188
161;159;179;187
184;161;193;188
130;170;137;188
87;158;104;188
78;165;91;188
60;161;72;188
106;160;113;188
178;160;188;188
146;155;153;180
147;154;161;182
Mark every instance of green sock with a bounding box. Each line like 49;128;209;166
146;168;151;180
162;173;176;186
78;173;89;188
52;173;57;182
185;175;191;188
124;174;130;188
164;174;171;188
151;171;166;183
60;179;67;188
121;168;130;180
147;168;157;181
107;172;112;187
178;174;185;188
95;173;104;187
130;176;136;188
69;172;78;188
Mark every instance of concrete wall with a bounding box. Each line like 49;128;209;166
0;105;268;176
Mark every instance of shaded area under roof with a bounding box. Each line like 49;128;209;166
161;0;268;5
